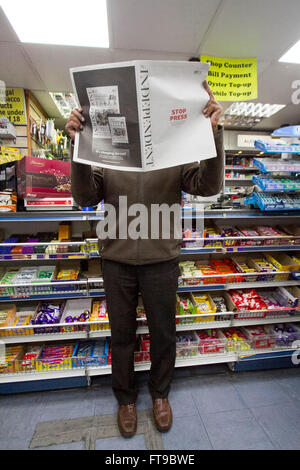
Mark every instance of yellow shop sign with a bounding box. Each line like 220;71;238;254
0;88;27;125
200;56;257;101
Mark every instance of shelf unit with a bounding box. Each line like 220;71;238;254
0;210;300;392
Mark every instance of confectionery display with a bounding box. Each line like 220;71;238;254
222;328;252;352
242;325;276;349
89;300;110;331
36;344;75;371
196;329;226;354
176;333;199;358
176;294;197;324
0;345;24;374
191;294;216;322
31;301;65;334
271;324;299;347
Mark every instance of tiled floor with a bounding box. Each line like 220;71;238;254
1;365;300;450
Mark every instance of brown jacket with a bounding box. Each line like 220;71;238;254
71;127;224;265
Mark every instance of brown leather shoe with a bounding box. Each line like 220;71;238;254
117;403;137;438
152;398;173;433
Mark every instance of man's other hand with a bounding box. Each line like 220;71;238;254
202;81;223;132
65;108;85;141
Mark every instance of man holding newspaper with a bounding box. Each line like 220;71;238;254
66;78;223;439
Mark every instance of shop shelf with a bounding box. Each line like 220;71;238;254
253;175;300;191
254;140;300;155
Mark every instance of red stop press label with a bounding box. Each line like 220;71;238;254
170;108;188;124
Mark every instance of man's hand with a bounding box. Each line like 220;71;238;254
202;80;223;132
65;108;85;142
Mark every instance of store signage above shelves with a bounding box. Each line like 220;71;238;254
237;135;286;149
0;88;27;125
200;55;257;101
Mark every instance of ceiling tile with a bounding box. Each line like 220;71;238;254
109;0;221;53
0;43;45;89
201;0;300;61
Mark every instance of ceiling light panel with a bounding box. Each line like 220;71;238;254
49;92;77;119
279;39;300;64
0;0;109;48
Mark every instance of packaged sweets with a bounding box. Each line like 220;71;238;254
196;329;226;354
242;325;275;349
270;323;299;347
0;304;16;333
36;343;75;371
0;345;24;373
237;227;262;246
20;345;43;371
31;301;65;334
230;289;267;311
56;268;79;280
6;310;34;336
176;333;199;358
176;294;197;324
192;294;216;322
90;299;110;331
222;328;251;352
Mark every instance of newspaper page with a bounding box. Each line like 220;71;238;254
71;63;143;171
70;61;216;172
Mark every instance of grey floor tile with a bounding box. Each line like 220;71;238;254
168;380;201;418
251;401;300;450
0;393;44;439
162;414;212;450
96;435;146;450
190;375;247;414
271;372;300;401
201;408;274;450
231;371;290;408
94;387;118;416
37;388;96;423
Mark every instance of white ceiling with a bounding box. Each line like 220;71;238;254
0;0;300;131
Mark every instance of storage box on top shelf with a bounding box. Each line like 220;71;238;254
16;155;71;198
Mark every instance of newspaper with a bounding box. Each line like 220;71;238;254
70;60;217;172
